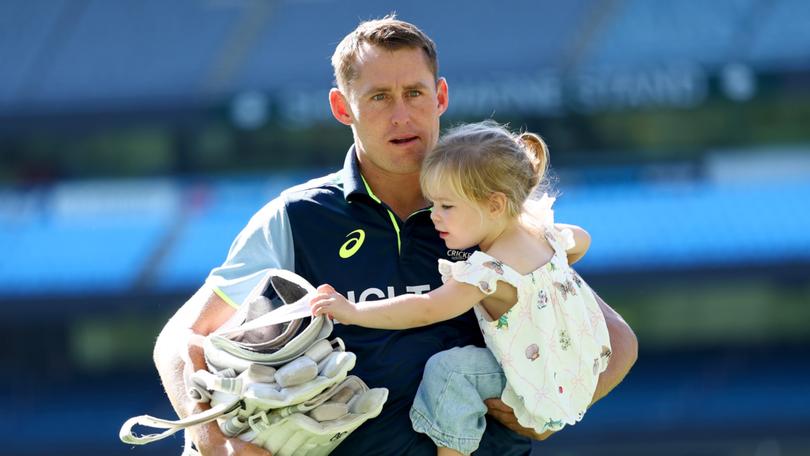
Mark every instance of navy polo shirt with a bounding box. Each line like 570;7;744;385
207;147;531;455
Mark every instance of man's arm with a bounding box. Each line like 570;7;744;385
589;291;638;404
155;194;293;454
153;285;272;456
485;294;638;440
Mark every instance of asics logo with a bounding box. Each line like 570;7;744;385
339;229;365;259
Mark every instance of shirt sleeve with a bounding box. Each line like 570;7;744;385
205;195;294;308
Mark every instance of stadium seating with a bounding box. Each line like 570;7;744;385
3;0;809;115
2;166;807;298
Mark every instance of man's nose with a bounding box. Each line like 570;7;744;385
390;97;410;126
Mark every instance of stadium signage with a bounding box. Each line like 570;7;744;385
277;65;708;125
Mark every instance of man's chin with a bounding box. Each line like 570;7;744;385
394;144;424;156
391;154;426;174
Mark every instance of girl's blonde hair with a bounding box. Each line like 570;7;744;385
420;120;549;218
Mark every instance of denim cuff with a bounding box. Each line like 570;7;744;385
410;406;481;454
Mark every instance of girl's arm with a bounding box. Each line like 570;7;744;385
310;280;485;330
555;223;591;265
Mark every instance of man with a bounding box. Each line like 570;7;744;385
154;16;637;456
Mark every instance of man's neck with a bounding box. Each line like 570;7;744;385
361;168;428;220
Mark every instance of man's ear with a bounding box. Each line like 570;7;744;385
329;88;353;126
488;192;508;218
436;77;449;116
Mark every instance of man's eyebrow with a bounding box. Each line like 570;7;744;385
361;82;430;97
361;86;392;97
404;82;429;91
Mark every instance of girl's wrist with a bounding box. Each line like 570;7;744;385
347;304;361;325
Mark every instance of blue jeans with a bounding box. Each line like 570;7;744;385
410;345;508;454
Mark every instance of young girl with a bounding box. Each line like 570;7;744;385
310;121;611;455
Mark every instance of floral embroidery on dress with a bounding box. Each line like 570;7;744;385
479;280;492;294
525;344;539;361
482;260;505;275
554;280;578;300
496;311;510;330
537;290;549;309
544;418;564;431
559;329;571;350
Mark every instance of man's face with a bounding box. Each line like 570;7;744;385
334;44;448;177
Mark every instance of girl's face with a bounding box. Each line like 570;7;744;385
428;185;494;250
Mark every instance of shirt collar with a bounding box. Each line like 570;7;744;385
340;145;431;215
342;145;368;201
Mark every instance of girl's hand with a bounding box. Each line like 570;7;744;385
309;284;357;324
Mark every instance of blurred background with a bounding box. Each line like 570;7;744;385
1;0;809;455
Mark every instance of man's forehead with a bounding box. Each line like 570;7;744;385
352;43;434;87
355;41;422;64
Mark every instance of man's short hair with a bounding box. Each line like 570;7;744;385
331;14;438;91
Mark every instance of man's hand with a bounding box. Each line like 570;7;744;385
211;439;272;456
484;398;555;441
191;422;273;455
198;438;273;456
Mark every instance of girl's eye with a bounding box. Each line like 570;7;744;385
441;204;454;210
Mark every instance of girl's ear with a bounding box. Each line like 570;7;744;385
488;192;508;218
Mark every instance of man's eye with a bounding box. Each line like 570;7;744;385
371;94;386;101
407;90;422;97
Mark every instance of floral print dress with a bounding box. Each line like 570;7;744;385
437;219;612;433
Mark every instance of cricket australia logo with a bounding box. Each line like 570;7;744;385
339;229;365;259
446;249;472;261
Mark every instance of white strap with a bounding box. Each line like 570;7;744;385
119;398;241;445
217;292;315;337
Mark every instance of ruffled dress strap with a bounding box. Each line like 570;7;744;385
544;224;575;256
526;193;575;254
438;251;521;295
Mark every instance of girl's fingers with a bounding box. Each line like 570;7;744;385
316;284;336;294
309;293;334;312
311;300;336;320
